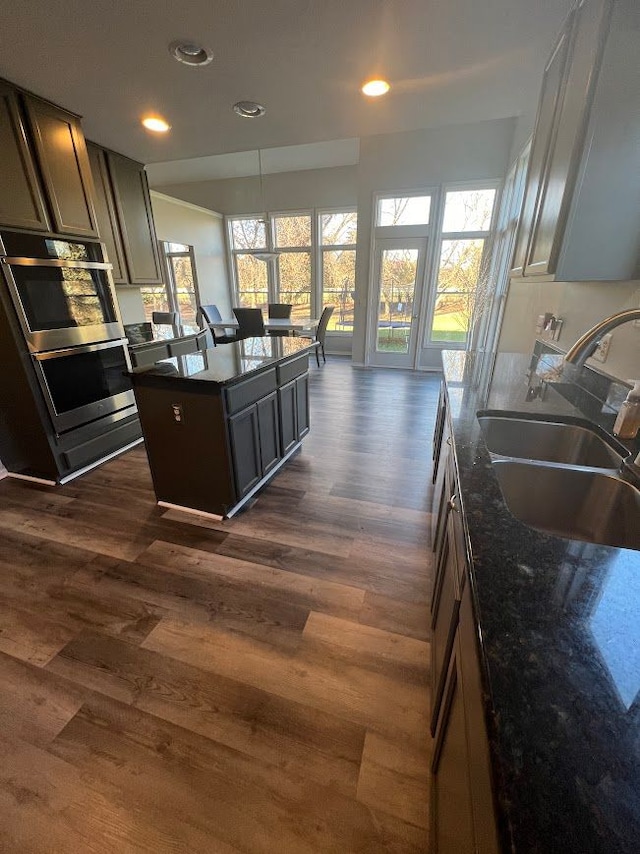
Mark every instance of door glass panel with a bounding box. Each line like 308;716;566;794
13;266;116;331
430;238;485;344
236;253;269;310
322;248;356;332
40;346;130;414
377;196;431;227
376;248;419;353
277;251;311;320
442;189;496;232
140;286;170;324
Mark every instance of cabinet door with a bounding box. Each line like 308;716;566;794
511;25;571;275
107;152;163;284
0;84;50;231
431;639;475;854
432;430;452;558
87;143;128;283
228;406;262;498
23;95;99;237
278;380;298;455
431;500;462;735
257;392;281;476
526;0;608;276
295;373;310;439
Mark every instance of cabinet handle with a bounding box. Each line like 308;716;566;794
448;494;458;512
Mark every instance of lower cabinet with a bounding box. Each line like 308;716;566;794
430;383;499;854
228;391;282;499
278;373;310;455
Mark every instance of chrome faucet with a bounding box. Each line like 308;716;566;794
564;308;640;366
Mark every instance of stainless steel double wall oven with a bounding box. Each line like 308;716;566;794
0;230;135;433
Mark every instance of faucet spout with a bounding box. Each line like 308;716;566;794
563;308;640;366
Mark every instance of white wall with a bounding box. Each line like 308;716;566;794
150;192;232;318
115;286;146;325
499;277;640;382
153;165;358;216
352;117;515;365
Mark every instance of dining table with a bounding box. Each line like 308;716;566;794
207;316;320;335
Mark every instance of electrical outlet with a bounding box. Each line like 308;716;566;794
592;333;612;363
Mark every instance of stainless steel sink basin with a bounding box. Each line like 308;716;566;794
492;460;640;550
478;415;623;468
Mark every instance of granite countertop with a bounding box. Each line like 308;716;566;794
128;336;314;387
441;348;640;854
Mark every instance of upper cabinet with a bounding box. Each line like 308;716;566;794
105;151;163;285
512;0;640;282
0;83;51;232
86;143;128;283
22;95;99;238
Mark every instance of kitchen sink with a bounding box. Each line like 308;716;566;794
491;460;640;550
478;415;623;469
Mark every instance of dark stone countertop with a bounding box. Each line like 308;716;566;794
128;336;314;388
441;348;640;854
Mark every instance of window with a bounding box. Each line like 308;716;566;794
273;213;312;320
227;208;357;333
429;188;497;346
377;195;431;227
319;211;357;332
140;241;200;334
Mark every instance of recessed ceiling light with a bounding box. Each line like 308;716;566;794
233;101;266;119
142;116;171;133
362;79;390;97
169;40;214;66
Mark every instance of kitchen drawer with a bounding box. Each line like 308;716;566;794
225;369;277;415
129;341;170;367
62;416;141;472
277;355;308;385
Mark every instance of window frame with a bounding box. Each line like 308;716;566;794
226;207;357;332
140;240;201;333
423;181;500;350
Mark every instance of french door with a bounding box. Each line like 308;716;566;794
369;237;428;368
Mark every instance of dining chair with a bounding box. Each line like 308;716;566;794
267;303;293;336
199;304;237;344
152;311;180;327
233;307;265;339
300;305;334;367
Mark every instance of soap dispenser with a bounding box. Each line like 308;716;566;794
613;381;640;439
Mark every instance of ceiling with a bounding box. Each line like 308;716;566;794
1;0;572;178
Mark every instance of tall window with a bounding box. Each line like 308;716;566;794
227;209;357;332
140;241;200;332
273;213;312;321
428;188;497;346
319;210;357;332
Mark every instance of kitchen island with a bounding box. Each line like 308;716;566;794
435;345;640;853
128;336;316;519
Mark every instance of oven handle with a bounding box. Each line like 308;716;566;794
2;256;112;271
33;338;129;361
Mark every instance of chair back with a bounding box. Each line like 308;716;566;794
233;307;265;339
316;306;334;344
152;311;180;326
268;303;293;319
199;304;223;325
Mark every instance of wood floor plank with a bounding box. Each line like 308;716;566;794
46;631;365;796
357;730;431;829
142;617;430;743
359;591;432;642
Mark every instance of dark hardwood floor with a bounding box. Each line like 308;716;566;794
0;357;439;853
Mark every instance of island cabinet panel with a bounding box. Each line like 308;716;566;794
106;151;163;284
228;406;262;498
295;373;310;438
0;83;50;231
23;94;99;238
87;142;128;283
257;392;281;475
278;380;298;455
